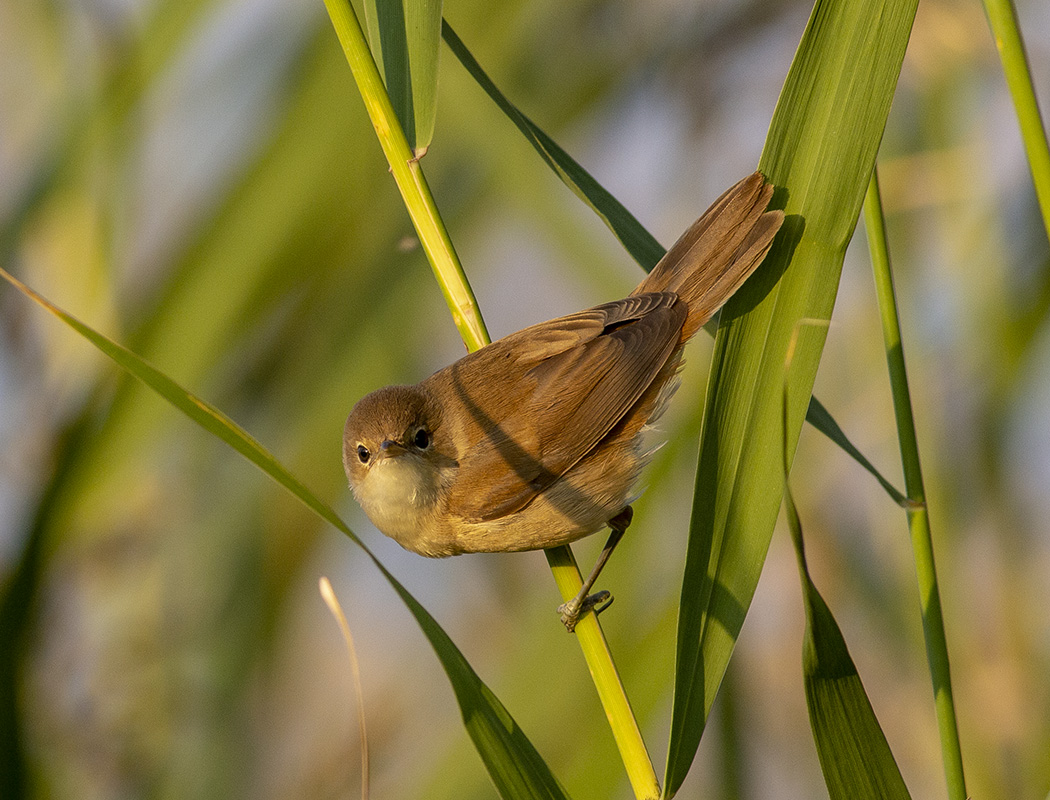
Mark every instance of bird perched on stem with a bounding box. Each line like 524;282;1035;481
343;171;783;630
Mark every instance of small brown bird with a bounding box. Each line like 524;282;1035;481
343;172;782;629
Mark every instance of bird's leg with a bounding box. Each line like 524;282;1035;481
557;507;633;632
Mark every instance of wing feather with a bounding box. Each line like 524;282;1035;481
437;293;685;521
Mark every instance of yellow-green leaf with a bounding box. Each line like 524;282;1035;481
665;0;919;795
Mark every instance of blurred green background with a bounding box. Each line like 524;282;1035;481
1;0;1048;797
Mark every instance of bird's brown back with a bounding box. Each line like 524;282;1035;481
422;171;783;525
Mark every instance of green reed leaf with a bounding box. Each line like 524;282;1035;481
784;361;911;800
441;20;665;270
665;0;919;795
0;267;570;800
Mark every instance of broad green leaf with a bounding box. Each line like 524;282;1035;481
784;482;911;799
363;0;442;155
443;20;904;505
0;268;571;800
665;0;919;795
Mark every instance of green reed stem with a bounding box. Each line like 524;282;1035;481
863;170;967;800
322;1;656;793
545;547;660;800
321;0;488;351
982;0;1050;240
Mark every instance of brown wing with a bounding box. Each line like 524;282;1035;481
434;292;686;522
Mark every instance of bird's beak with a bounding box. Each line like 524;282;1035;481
380;439;407;456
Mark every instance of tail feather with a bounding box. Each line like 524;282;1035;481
633;171;783;341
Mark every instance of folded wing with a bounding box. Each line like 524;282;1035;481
436;293;686;521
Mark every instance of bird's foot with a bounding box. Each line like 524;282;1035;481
557;590;613;633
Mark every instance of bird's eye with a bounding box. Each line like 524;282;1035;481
413;428;430;449
356;444;370;463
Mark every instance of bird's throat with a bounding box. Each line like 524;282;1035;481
354;454;445;554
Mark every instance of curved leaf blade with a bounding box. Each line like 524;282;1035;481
0;267;570;800
441;20;665;271
806;397;907;506
785;483;911;799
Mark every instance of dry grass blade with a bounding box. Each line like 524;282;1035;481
320;577;370;800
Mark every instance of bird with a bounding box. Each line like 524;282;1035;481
343;171;783;630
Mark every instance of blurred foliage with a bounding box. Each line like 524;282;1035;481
0;0;1048;798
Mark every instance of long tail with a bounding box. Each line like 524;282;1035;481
633;171;783;341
